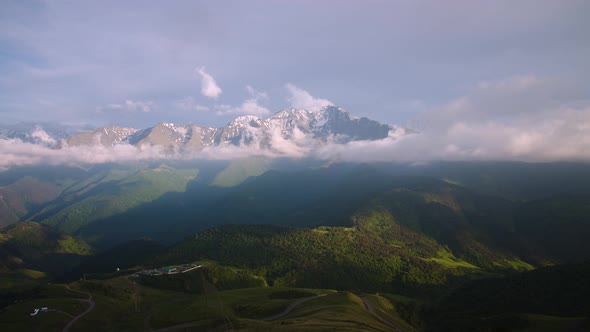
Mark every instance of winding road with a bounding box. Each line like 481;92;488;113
148;294;325;331
63;284;96;332
260;294;325;321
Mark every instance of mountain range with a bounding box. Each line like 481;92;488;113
1;106;405;151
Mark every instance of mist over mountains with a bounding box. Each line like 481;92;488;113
0;106;409;170
65;106;398;149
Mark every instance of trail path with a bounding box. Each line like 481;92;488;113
63;284;95;332
150;294;325;331
260;294;325;321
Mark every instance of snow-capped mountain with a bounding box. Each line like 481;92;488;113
0;122;84;147
5;106;407;151
65;126;138;147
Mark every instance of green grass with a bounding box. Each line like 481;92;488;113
16;269;46;280
0;298;87;332
363;294;416;331
0;275;417;332
495;258;535;271
426;250;479;269
0;277;38;290
258;291;395;332
0;284;91;331
219;287;334;319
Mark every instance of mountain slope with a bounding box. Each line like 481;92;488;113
44;106;405;151
40;164;199;236
433;261;590;331
156;222;483;294
0;222;92;274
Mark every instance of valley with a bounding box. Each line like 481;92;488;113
3;1;589;330
1;161;590;331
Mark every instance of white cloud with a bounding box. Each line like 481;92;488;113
2;74;590;170
100;99;154;113
215;99;271;116
246;85;268;100
285;83;333;111
125;100;153;112
177;97;210;112
313;75;590;163
267;126;313;158
214;85;271;116
30;126;57;146
196;66;222;98
0;139;174;170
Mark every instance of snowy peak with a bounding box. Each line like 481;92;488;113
0;123;78;147
26;106;406;150
127;122;188;146
66;126;137;147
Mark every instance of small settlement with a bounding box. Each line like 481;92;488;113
131;263;202;277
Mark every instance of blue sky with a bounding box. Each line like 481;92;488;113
1;0;589;131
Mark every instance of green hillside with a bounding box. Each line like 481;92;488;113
0;278;412;331
0;222;93;309
0;222;92;272
157;221;490;295
40;165;198;237
0;166;92;227
432;261;590;331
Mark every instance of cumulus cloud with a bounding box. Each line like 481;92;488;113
215;100;271;116
214;85;271;116
196;66;222;98
286;84;333;111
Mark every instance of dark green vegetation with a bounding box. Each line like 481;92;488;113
158;224;477;294
1;161;590;330
0;271;413;331
431;262;590;331
0;222;92;273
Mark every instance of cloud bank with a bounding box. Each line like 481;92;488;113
1;75;590;171
315;75;590;162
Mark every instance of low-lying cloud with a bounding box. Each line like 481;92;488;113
2;75;590;171
314;106;590;162
315;75;590;162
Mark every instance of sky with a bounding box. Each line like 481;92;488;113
1;0;590;165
